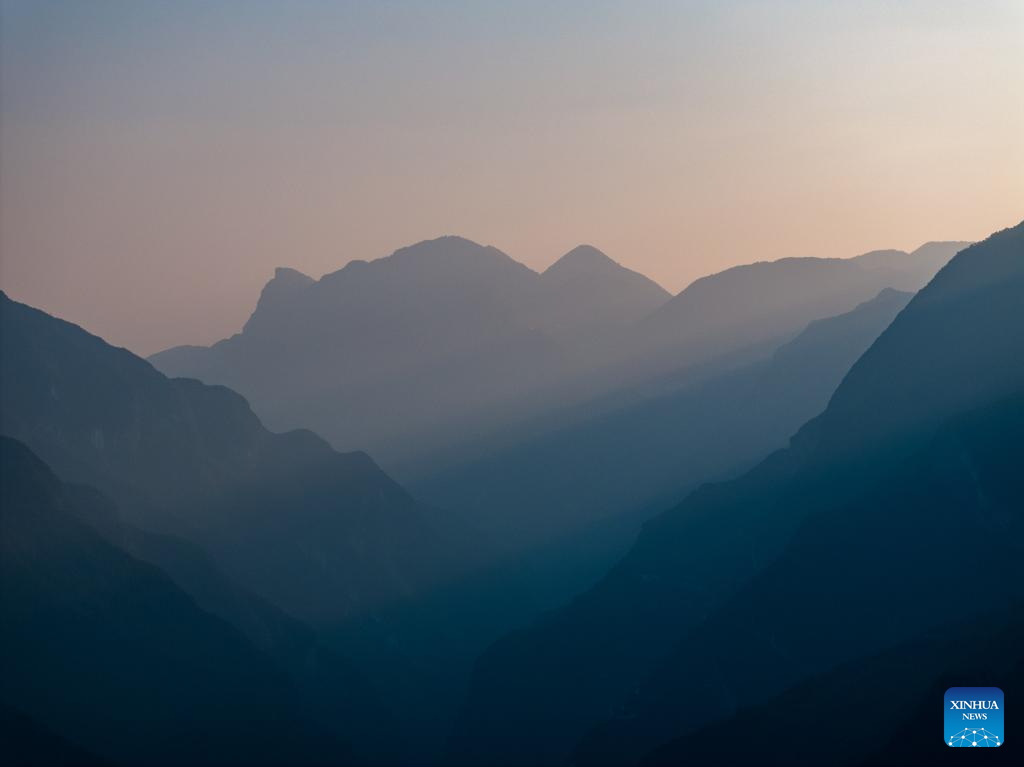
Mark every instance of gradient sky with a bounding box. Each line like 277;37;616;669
2;0;1022;354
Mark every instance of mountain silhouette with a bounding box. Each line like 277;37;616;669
149;237;965;487
531;245;670;339
0;291;487;627
64;477;398;763
574;392;1024;765
626;241;969;384
149;237;671;475
414;287;914;549
446;224;1020;766
2;229;987;766
0;437;348;765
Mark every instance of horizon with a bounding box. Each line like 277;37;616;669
1;1;1022;355
0;231;978;357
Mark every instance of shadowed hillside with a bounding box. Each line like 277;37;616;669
414;287;914;548
0;437;348;766
446;224;1021;766
0;291;487;626
644;601;1024;766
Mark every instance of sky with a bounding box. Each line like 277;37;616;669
1;0;1022;355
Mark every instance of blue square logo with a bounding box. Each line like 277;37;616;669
945;687;1004;747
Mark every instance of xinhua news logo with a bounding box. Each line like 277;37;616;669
945;687;1003;747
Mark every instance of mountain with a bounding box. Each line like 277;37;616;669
852;240;971;282
149;237;965;485
0;437;346;765
149;237;670;475
627;241;970;384
65;479;397;763
574;390;1024;765
0;291;487;627
446;224;1019;766
1;704;109;766
531;245;670;339
644;602;1024;766
435;241;972;477
413;287;914;548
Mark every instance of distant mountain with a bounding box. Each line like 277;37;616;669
0;291;487;627
852;240;971;281
531;245;670;339
150;236;671;474
414;287;914;548
446;225;1019;766
0;437;346;765
150;238;965;483
627;241;970;383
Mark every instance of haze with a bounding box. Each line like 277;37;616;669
1;0;1021;354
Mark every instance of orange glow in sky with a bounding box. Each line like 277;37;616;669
1;1;1021;354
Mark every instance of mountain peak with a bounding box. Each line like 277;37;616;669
544;244;618;276
906;240;972;264
272;266;313;283
910;239;973;253
388;235;510;265
531;244;670;336
542;245;669;298
241;267;314;335
312;236;534;284
849;248;909;269
261;266;313;297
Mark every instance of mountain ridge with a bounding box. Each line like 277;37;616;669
445;222;1019;767
413;286;915;549
148;237;966;480
146;237;671;471
0;290;489;626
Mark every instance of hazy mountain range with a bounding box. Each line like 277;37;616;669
150;238;968;482
413;287;915;548
0;292;489;626
446;221;1024;766
1;437;358;765
2;219;1019;767
149;237;665;476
